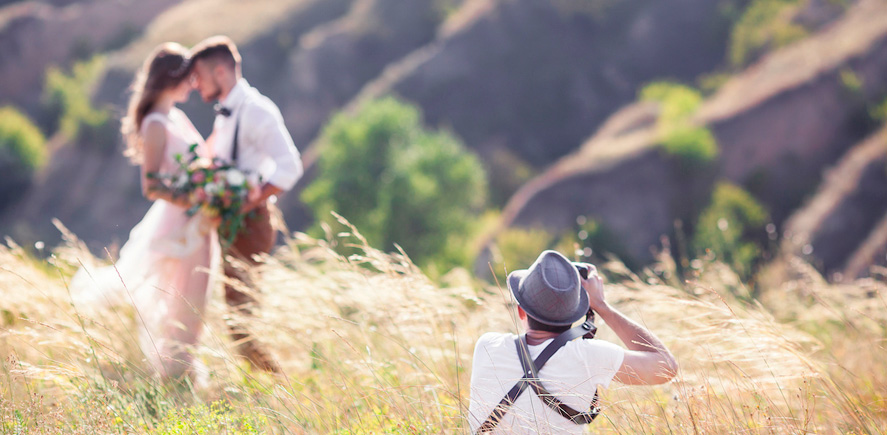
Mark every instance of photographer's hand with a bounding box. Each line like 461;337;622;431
578;265;678;385
579;264;607;312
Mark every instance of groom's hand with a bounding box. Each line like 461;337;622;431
240;183;283;214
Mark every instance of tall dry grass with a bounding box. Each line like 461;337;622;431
0;219;885;433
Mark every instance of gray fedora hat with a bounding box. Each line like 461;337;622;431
507;250;589;326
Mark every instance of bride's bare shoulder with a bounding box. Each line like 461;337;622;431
142;120;167;150
141;112;169;130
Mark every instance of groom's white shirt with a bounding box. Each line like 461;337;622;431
212;78;303;191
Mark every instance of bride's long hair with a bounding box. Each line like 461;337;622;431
121;42;191;163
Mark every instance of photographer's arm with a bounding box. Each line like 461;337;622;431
582;268;678;385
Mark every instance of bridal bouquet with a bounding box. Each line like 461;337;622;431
151;144;258;247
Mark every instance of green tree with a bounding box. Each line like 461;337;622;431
0;106;47;210
303;97;487;271
692;183;769;281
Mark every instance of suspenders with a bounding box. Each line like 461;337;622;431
231;113;240;163
476;314;601;433
216;97;243;163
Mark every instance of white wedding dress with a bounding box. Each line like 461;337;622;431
71;108;220;379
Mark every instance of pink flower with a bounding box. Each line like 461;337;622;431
193;187;208;203
191;171;206;184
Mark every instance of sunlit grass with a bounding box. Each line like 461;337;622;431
1;218;885;433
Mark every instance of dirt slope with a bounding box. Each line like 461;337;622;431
491;0;887;271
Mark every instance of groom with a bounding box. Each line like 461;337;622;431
190;35;303;373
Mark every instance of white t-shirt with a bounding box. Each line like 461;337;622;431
468;332;625;434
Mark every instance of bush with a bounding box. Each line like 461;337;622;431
662;126;719;169
42;56;111;143
491;217;633;284
641;82;719;169
0;106;47;171
490;227;555;283
692;183;770;281
0;106;47;210
697;71;733;96
870;97;887;122
303;97;487;272
729;0;807;68
641;82;703;124
553;216;636;270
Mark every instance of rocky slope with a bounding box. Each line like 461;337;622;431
489;0;887;272
1;0;739;250
1;0;355;250
0;0;178;115
351;0;747;201
781;126;887;280
0;0;452;250
2;0;884;280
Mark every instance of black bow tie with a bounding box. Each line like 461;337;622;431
214;104;232;117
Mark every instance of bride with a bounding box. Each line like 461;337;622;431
72;42;219;380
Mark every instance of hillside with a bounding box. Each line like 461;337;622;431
0;0;460;251
2;1;887;431
0;0;178;116
490;0;887;275
350;0;747;202
781;126;887;280
0;0;883;283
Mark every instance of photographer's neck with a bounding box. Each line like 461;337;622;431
526;329;560;346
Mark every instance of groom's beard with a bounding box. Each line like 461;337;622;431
205;87;221;102
203;79;222;102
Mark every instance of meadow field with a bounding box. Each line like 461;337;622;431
0;219;885;434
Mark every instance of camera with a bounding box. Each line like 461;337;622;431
573;262;597;339
574;263;591;280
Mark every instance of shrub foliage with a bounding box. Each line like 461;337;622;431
303;97;487;271
642;82;719;169
729;0;807;68
0;106;47;209
42;56;112;144
692;182;770;280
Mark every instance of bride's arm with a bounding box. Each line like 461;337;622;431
141;122;190;208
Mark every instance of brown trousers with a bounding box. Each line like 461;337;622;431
223;203;280;372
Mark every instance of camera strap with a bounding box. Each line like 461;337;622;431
475;318;600;433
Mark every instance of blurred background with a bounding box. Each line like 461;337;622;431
1;0;886;285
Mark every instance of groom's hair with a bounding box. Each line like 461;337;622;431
190;35;241;72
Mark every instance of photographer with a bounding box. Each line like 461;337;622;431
468;250;678;434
